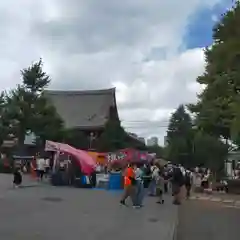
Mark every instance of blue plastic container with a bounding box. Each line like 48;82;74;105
81;175;87;185
108;172;122;190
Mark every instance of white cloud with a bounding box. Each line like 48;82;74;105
0;0;225;144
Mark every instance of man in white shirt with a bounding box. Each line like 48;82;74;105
149;165;159;196
37;157;45;181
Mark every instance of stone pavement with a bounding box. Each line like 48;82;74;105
176;200;240;240
189;193;240;209
0;174;178;240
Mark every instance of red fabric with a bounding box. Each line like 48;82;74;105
45;140;96;175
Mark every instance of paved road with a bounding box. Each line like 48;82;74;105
0;174;177;240
176;199;240;240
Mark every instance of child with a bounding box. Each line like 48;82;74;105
156;169;165;204
13;167;22;188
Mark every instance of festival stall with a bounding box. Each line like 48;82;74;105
45;140;96;186
87;151;106;166
45;140;96;174
105;148;153;190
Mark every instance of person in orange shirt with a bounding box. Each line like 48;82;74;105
120;164;136;206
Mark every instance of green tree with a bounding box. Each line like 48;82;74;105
0;92;14;146
166;105;193;166
148;145;164;158
192;131;228;176
97;118;128;152
63;129;89;150
189;2;240;143
5;59;64;149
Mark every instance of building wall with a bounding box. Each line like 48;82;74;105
147;137;158;146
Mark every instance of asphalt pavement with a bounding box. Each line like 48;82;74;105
176;199;240;240
0;174;178;240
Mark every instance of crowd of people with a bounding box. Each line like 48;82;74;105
120;162;193;208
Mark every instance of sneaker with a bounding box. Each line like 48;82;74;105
120;200;126;206
133;205;141;209
173;200;181;205
156;199;164;204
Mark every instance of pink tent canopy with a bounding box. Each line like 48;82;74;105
45;140;96;175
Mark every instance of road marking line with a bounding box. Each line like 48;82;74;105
223;205;240;209
190;196;197;200
198;197;210;200
235;201;240;206
210;198;222;202
222;199;234;204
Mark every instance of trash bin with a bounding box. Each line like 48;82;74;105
51;172;62;186
51;171;67;186
108;172;122;190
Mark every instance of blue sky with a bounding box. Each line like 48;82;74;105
184;1;233;49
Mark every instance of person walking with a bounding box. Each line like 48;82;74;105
134;164;145;208
171;166;185;205
36;156;45;181
149;164;158;196
142;164;152;189
120;164;136;206
163;170;169;193
13;166;22;188
185;170;193;199
156;168;165;204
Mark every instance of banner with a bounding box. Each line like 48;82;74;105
45;140;59;152
106;148;151;163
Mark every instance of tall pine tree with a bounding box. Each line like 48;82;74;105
166;105;193;166
5;59;64;150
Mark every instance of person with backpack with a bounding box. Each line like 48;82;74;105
171;166;185;205
142;164;152;189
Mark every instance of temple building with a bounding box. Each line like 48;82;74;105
44;88;119;149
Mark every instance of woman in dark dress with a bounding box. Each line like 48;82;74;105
142;164;152;189
13;167;22;188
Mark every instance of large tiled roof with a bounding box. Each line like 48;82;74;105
44;88;117;129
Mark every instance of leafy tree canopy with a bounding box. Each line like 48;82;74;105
192;131;228;175
147;144;164;158
189;2;240;143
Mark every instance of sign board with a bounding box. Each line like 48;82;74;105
107;151;126;162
